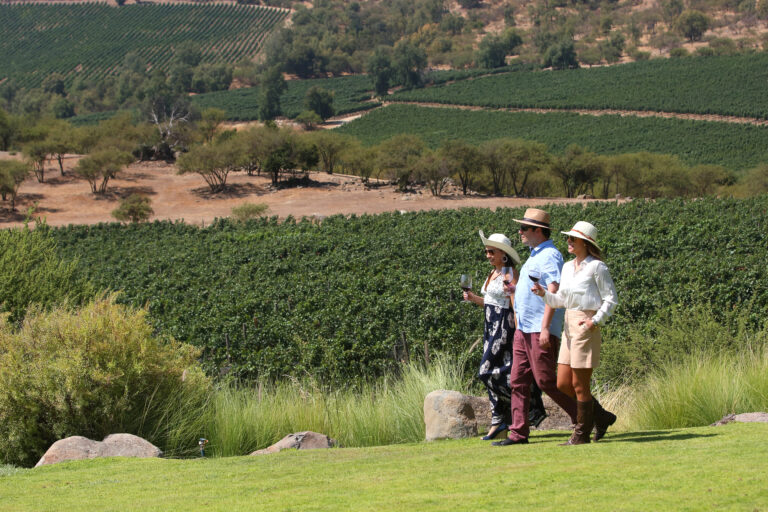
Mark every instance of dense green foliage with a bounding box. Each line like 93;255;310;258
0;296;211;467
390;54;768;119
49;198;768;386
0;4;288;88
192;75;377;121
0;225;94;323
338;104;768;170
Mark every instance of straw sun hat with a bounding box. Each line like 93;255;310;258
479;230;521;266
561;221;601;251
512;208;550;229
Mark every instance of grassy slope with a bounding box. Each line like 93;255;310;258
338;104;768;170
2;424;766;511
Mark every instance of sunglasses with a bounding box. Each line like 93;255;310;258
484;248;496;254
519;225;538;232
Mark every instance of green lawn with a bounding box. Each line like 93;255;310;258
2;424;766;511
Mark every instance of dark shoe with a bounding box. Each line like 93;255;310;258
529;409;548;429
560;399;594;446
593;398;617;442
482;423;508;440
492;437;528;446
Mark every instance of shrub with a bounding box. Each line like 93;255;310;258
669;47;690;58
230;202;269;222
0;224;94;323
112;194;153;223
0;295;211;467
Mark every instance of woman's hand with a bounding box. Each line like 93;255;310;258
530;282;545;297
578;318;596;330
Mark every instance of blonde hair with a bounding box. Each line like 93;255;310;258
585;241;603;261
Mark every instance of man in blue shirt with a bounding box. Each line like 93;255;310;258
494;208;578;446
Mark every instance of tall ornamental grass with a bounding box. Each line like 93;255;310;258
168;354;473;457
601;341;768;431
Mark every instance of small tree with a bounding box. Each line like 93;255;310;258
295;110;323;130
0;160;30;210
675;10;710;41
112;194;153;223
197;108;227;143
177;140;240;192
258;66;287;121
367;46;393;97
414;150;451;196
392;41;427;89
440;139;481;195
74;149;134;194
24;142;48;183
377;134;426;191
340;142;378;184
43;124;77;176
542;38;579;70
304;87;335;121
550;145;603;198
307;131;349;174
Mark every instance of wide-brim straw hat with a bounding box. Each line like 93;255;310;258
513;208;550;229
479;230;521;266
561;221;601;250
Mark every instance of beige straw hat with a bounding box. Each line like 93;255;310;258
561;221;601;250
479;230;521;266
512;208;550;229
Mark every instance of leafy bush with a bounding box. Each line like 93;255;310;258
230;202;269;222
112;194;154;223
0;224;94;323
0;295;211;466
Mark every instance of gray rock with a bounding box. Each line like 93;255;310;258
712;412;768;426
734;412;768;423
469;393;573;434
536;395;574;431
250;431;336;455
35;434;162;467
424;390;478;441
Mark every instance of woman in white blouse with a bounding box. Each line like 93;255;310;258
464;231;547;439
532;221;618;445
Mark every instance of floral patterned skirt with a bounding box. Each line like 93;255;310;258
478;304;513;425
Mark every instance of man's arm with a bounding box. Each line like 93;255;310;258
539;281;559;348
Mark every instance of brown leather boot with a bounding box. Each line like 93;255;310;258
593;398;617;442
560;399;594;446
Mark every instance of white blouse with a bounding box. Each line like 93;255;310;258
482;272;511;309
543;256;618;325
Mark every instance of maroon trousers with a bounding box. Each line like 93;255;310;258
508;330;578;441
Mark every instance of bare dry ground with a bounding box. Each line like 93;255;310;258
0;153;598;228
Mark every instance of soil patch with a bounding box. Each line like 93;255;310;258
0;154;603;228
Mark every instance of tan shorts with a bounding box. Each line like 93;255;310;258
558;309;602;369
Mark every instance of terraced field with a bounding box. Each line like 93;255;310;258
0;3;288;87
390;54;768;119
337;104;768;170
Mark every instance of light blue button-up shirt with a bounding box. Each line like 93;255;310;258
514;239;565;335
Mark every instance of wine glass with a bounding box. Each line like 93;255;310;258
501;266;514;296
460;274;472;302
528;269;541;284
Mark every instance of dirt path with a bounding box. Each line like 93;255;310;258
381;101;768;126
0;155;603;228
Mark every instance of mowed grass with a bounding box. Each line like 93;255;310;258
2;424;767;511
